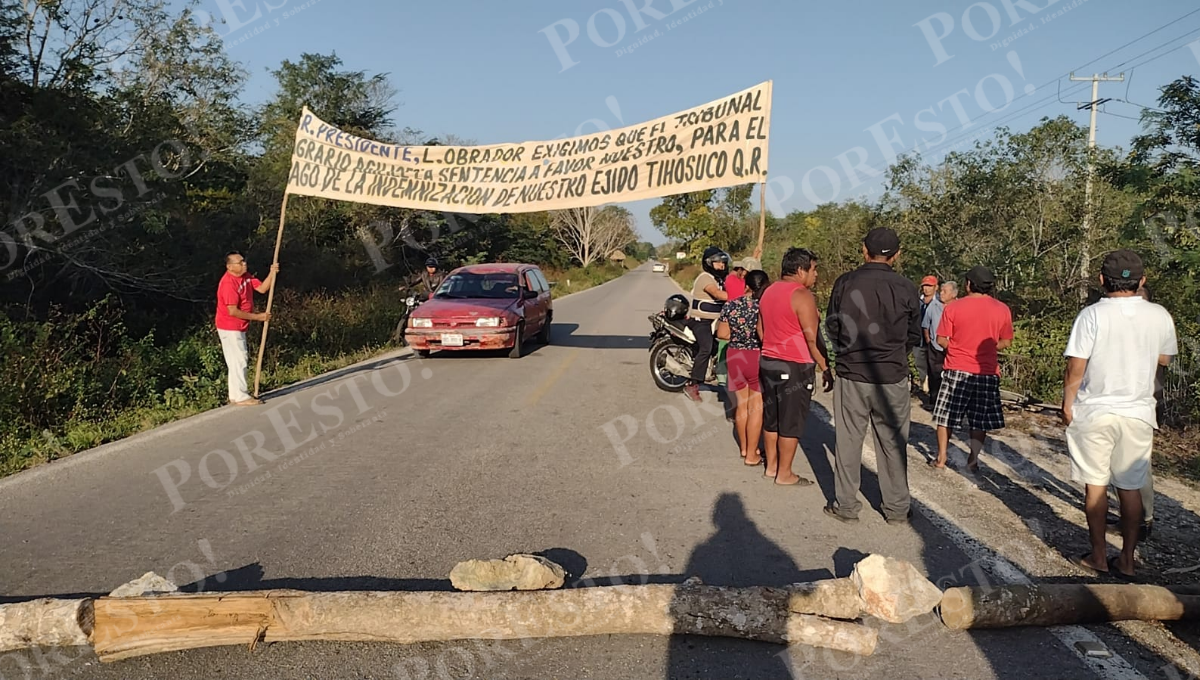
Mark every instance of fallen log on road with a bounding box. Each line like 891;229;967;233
940;584;1200;629
0;582;879;661
0;598;93;653
87;584;877;661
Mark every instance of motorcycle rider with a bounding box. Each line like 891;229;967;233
418;256;445;299
392;257;446;344
684;247;731;402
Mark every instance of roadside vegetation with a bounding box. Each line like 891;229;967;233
0;0;661;477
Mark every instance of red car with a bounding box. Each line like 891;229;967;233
405;263;553;358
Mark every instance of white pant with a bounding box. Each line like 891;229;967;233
1067;413;1154;490
218;329;251;402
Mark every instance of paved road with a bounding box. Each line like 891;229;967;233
0;264;1188;679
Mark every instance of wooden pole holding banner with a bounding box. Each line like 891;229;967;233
252;193;290;399
757;180;766;254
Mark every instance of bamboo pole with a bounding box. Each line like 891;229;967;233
252;193;290;398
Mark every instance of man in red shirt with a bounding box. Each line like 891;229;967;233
216;252;279;405
931;265;1013;471
755;248;831;486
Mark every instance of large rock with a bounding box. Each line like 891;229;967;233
850;555;942;624
109;572;179;598
450;554;566;592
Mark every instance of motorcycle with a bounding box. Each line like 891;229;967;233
391;294;422;346
647;295;718;392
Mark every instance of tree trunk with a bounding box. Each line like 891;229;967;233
940;584;1200;630
0;598;93;653
83;584;875;661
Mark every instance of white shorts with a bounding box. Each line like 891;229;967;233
1066;413;1153;490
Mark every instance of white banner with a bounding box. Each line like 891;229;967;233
285;81;771;213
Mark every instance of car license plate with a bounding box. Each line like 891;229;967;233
441;333;464;347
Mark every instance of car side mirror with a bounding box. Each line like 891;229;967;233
523;288;537;300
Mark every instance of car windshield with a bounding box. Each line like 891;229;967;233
434;272;520;300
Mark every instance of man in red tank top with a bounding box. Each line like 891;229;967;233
756;248;831;486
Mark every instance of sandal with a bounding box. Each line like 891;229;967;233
1073;553;1106;575
1107;556;1137;582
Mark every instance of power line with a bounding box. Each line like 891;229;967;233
904;20;1200;164
1099;109;1143;122
827;12;1200;187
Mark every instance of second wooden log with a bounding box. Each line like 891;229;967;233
940;584;1200;629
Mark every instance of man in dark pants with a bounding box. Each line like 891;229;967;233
684;247;731;402
824;228;922;524
923;281;958;409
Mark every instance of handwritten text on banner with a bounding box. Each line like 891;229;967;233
285;81;772;213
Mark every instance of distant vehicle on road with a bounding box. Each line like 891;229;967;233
405;263;552;358
652;262;667;273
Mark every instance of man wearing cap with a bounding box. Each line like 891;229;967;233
922;281;958;410
1063;250;1176;579
912;275;939;399
931;265;1014;472
823;228;922;524
727;250;763;300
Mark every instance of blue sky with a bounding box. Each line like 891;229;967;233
200;0;1200;244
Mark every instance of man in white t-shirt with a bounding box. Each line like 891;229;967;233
1062;249;1177;580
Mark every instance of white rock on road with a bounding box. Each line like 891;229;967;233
851;554;943;624
450;554;566;592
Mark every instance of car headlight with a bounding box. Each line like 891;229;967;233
411;318;433;328
475;317;502;327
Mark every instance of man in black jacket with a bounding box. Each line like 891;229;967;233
823;228;922;524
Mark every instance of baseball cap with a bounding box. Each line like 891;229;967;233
731;259;747;270
1101;249;1145;281
921;275;938;287
965;265;995;288
741;257;762;271
863;228;900;257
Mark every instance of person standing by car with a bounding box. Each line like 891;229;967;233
215;252;278;406
684;247;731;402
823;228;921;524
717;269;770;466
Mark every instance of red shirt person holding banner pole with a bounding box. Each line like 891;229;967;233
215;252;278;406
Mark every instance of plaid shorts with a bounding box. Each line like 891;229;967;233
932;370;1005;431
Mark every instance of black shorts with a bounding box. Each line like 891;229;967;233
759;357;815;439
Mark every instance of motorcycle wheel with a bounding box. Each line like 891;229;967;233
649;337;692;392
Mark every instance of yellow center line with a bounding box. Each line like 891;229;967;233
524;349;580;408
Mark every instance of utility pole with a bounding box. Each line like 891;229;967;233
1069;72;1124;301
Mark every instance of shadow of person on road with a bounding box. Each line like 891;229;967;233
665;492;832;679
